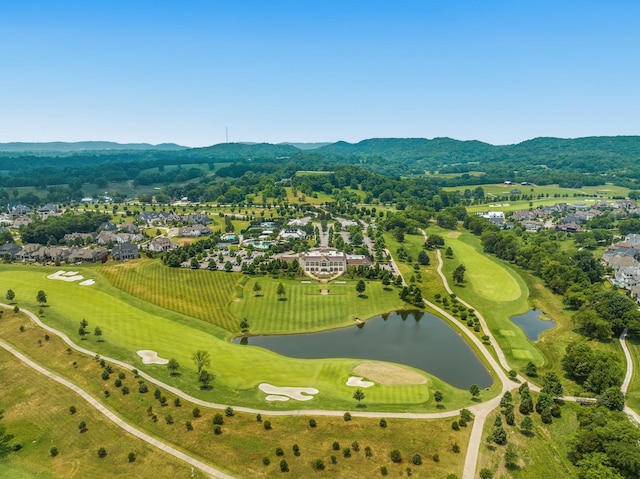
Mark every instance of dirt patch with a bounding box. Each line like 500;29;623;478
320;289;329;295
446;232;461;239
352;362;427;385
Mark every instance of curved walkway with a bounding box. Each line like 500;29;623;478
0;338;233;479
619;328;640;424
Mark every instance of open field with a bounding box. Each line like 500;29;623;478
0;346;202;479
442;183;630;214
0;264;475;411
0;310;470;478
477;400;580;478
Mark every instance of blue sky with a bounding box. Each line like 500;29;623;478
1;1;638;146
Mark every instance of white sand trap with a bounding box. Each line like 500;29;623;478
259;383;318;401
346;376;375;388
137;350;169;365
47;270;84;282
79;279;95;286
265;395;290;402
64;271;79;276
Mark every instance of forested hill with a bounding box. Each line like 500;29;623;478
0;141;186;154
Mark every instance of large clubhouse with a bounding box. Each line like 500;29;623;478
281;247;372;278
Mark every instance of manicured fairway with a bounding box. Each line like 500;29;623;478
0;265;475;411
424;228;549;370
625;337;640;413
443;232;521;302
99;260;241;332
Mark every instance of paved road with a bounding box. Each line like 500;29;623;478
0;339;232;479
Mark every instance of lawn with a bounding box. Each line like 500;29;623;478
477;399;580;478
0;348;202;479
624;337;640;413
0;310;470;478
231;278;406;335
0;264;475;412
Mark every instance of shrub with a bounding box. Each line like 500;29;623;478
159;396;167;406
213;413;224;425
352;441;359;452
101;370;110;380
343;412;352;421
479;469;493;479
138;382;148;393
452;420;460;430
332;440;341;451
264;420;272;430
275;447;284;456
103;390;110;398
78;421;87;433
174;397;181;407
330;455;337;464
225;406;234;417
118;372;126;380
379;418;387;428
165;415;174;425
50;446;59;457
214;425;222;435
262;457;270;466
128;452;136;462
365;446;372;457
256;413;262;422
185;421;193;431
279;459;289;472
69;406;76;415
292;444;300;456
192;407;201;418
309;418;316;428
343;448;351;457
154;388;161;399
381;465;388;476
121;386;129;395
314;458;325;470
452;443;460;453
390;449;402;463
97;447;107;458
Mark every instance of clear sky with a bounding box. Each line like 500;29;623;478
1;1;639;146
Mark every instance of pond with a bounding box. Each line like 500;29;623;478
510;309;556;341
234;310;492;389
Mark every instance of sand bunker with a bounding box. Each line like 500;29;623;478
48;270;84;282
48;270;95;285
346;376;374;388
137;350;169;365
353;363;427;385
259;383;318;401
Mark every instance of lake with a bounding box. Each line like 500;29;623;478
234;310;492;389
510;309;556;341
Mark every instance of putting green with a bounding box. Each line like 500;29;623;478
446;234;521;302
511;349;534;359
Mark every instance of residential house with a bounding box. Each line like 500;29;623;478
67;247;108;263
521;220;544;233
179;224;211;237
12;215;33;228
112;243;139;261
15;243;43;262
9;204;32;217
0;242;22;259
148;237;177;252
37;203;61;219
555;223;583;233
615;266;640;288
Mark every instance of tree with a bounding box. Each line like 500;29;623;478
417;250;430;266
353;388;365;406
253;282;262;296
504;444;518;468
541;372;564;398
224;261;233;272
597;387;625;411
198;369;214;390
191;350;211;373
239;318;249;330
5;289;14;302
525;361;538;377
36;290;47;306
276;282;286;299
434;390;443;406
167;358;180;376
518;416;533;435
469;384;480;399
356;280;366;296
97;447;107;458
493;424;507;445
93;326;102;340
453;264;466;284
390;449;402;463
